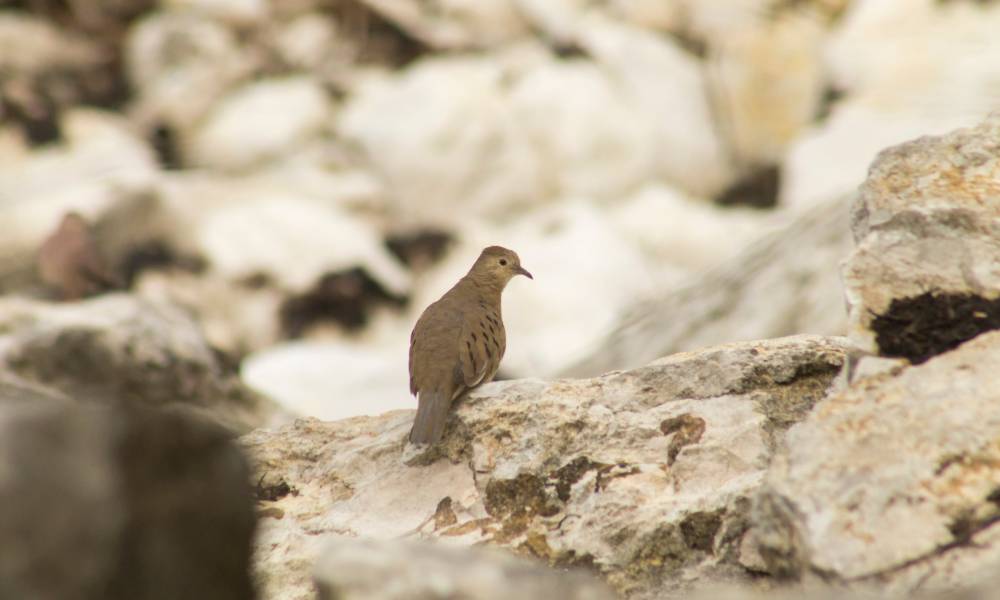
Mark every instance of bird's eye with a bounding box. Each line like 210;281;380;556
499;259;508;266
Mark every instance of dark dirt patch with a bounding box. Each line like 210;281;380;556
679;509;723;554
660;414;706;465
549;456;609;502
254;476;294;502
872;292;1000;364
484;473;560;543
433;496;458;530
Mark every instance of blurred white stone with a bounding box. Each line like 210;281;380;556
360;0;527;49
508;58;653;200
781;102;985;212
126;12;252;131
196;193;410;295
0;109;159;258
610;184;772;272
782;0;1000;209
271;14;339;72
187;77;333;170
338;56;547;226
575;17;733;198
163;0;270;25
708;14;826;165
242;337;411;421
0;13;99;74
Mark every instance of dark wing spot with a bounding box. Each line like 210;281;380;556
471;332;477;342
466;340;477;373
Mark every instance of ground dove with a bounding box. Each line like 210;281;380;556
38;212;118;300
408;246;532;444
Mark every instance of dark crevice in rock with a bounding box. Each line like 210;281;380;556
483;473;560;543
660;414;706;465
254;475;294;502
549;456;609;503
432;496;458;530
624;519;719;584
679;509;724;554
749;358;844;453
714;165;781;209
279;267;407;337
385;229;452;270
872;292;1000;364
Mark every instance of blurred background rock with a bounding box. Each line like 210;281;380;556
2;0;998;422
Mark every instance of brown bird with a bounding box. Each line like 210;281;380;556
38;211;118;300
408;246;532;444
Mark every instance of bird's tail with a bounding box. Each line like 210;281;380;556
409;390;450;444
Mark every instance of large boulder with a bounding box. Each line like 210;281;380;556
0;400;256;600
751;330;1000;595
242;334;849;599
842;112;1000;363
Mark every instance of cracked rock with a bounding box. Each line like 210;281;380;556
843;112;1000;362
241;334;848;599
751;330;1000;594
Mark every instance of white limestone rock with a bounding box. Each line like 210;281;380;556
753;330;1000;594
243;335;849;600
841;113;1000;358
186;77;333;171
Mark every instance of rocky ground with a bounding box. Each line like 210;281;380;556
2;1;1000;599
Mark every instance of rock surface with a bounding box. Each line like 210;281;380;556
313;537;615;600
0;400;256;600
243;334;849;599
842;112;1000;363
752;330;1000;595
0;294;284;432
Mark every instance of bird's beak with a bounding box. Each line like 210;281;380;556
516;266;533;280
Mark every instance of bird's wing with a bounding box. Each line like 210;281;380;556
409;298;463;395
458;318;492;388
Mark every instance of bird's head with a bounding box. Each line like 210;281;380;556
470;246;532;288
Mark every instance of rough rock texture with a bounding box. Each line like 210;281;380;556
242;334;849;600
313;537;615;600
751;330;1000;595
564;196;850;378
0;401;256;600
842;113;1000;362
0;294;284;432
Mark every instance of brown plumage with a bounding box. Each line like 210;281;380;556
38;212;118;300
408;246;532;444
